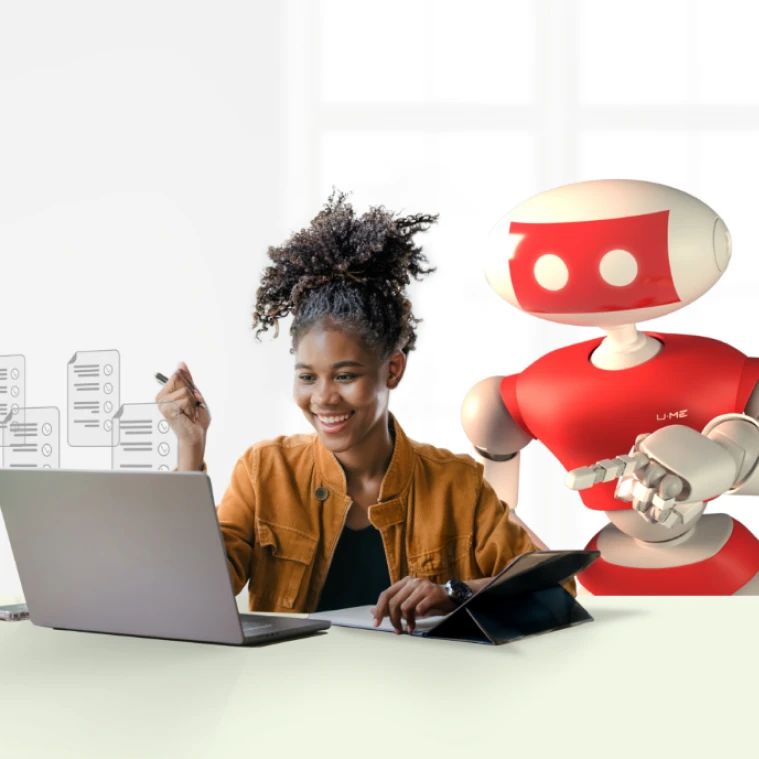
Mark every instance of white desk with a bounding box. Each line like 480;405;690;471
0;597;756;759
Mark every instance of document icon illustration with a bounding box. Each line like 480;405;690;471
0;407;60;469
110;402;179;471
67;349;120;446
0;355;26;445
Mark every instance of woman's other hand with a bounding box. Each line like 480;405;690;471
371;577;456;634
155;362;210;470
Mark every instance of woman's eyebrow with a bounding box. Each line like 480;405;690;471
332;361;364;369
294;361;364;370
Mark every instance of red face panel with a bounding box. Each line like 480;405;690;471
507;211;680;313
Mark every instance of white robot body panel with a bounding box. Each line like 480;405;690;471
460;376;532;457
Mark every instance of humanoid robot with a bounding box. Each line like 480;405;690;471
462;179;759;594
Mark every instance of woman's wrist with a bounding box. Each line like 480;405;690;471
178;444;205;471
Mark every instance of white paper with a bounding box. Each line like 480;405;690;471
0;355;25;445
110;402;179;471
67;349;121;446
309;605;446;634
0;406;60;468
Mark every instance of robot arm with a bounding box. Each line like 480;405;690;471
634;379;759;502
717;377;759;495
566;405;759;529
702;413;759;495
461;377;533;510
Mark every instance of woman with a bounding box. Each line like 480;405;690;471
158;191;567;633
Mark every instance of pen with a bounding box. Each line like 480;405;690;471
155;371;207;410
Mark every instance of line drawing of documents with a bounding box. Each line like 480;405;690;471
0;407;60;469
111;402;180;471
0;355;25;445
67;349;120;446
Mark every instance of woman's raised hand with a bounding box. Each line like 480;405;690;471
155;362;211;470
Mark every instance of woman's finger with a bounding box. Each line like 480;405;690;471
400;585;430;633
372;578;408;626
387;582;418;633
156;368;193;405
160;387;198;422
176;366;199;398
176;364;204;401
175;365;207;419
415;585;449;618
178;362;195;383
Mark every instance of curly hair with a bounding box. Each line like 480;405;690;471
252;190;437;358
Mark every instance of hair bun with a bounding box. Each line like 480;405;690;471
253;190;437;356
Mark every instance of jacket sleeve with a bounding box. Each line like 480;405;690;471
472;473;577;597
216;452;258;596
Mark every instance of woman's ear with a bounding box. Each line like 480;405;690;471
386;350;407;389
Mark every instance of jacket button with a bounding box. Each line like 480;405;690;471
314;487;329;501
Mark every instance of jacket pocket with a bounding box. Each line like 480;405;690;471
407;535;474;584
250;519;318;609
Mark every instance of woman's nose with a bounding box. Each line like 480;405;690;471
311;380;339;407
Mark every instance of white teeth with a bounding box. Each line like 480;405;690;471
318;413;351;424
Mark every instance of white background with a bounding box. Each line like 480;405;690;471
2;0;759;599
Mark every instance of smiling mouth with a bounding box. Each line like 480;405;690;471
313;410;355;430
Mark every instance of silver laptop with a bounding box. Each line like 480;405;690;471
0;469;330;645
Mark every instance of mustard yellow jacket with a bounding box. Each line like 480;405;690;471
217;416;563;613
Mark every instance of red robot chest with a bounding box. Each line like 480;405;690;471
501;333;759;511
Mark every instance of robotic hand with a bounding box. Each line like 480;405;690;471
566;420;759;528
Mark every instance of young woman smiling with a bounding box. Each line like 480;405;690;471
157;192;569;633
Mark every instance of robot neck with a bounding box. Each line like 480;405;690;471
591;323;662;371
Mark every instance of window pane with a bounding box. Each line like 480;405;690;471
577;0;691;104
579;131;694;191
696;1;759;103
431;0;535;103
320;0;535;103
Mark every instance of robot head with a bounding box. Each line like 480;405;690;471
484;179;731;328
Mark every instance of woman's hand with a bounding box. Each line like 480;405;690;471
371;577;457;634
154;362;211;470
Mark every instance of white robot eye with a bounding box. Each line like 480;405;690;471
534;253;569;291
599;249;638;286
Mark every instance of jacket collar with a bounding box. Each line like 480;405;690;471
312;414;413;525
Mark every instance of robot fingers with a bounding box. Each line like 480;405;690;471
565;453;646;491
641;462;668;488
632;472;687;527
627;464;668;516
674;501;703;526
631;479;658;515
597;455;641;482
565;466;603;490
649;506;682;528
658;473;684;501
615;476;636;502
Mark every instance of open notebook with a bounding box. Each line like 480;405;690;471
310;605;445;633
310;549;600;645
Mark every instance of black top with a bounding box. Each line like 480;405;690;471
314;525;391;612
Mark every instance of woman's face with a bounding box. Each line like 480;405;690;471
293;323;405;455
